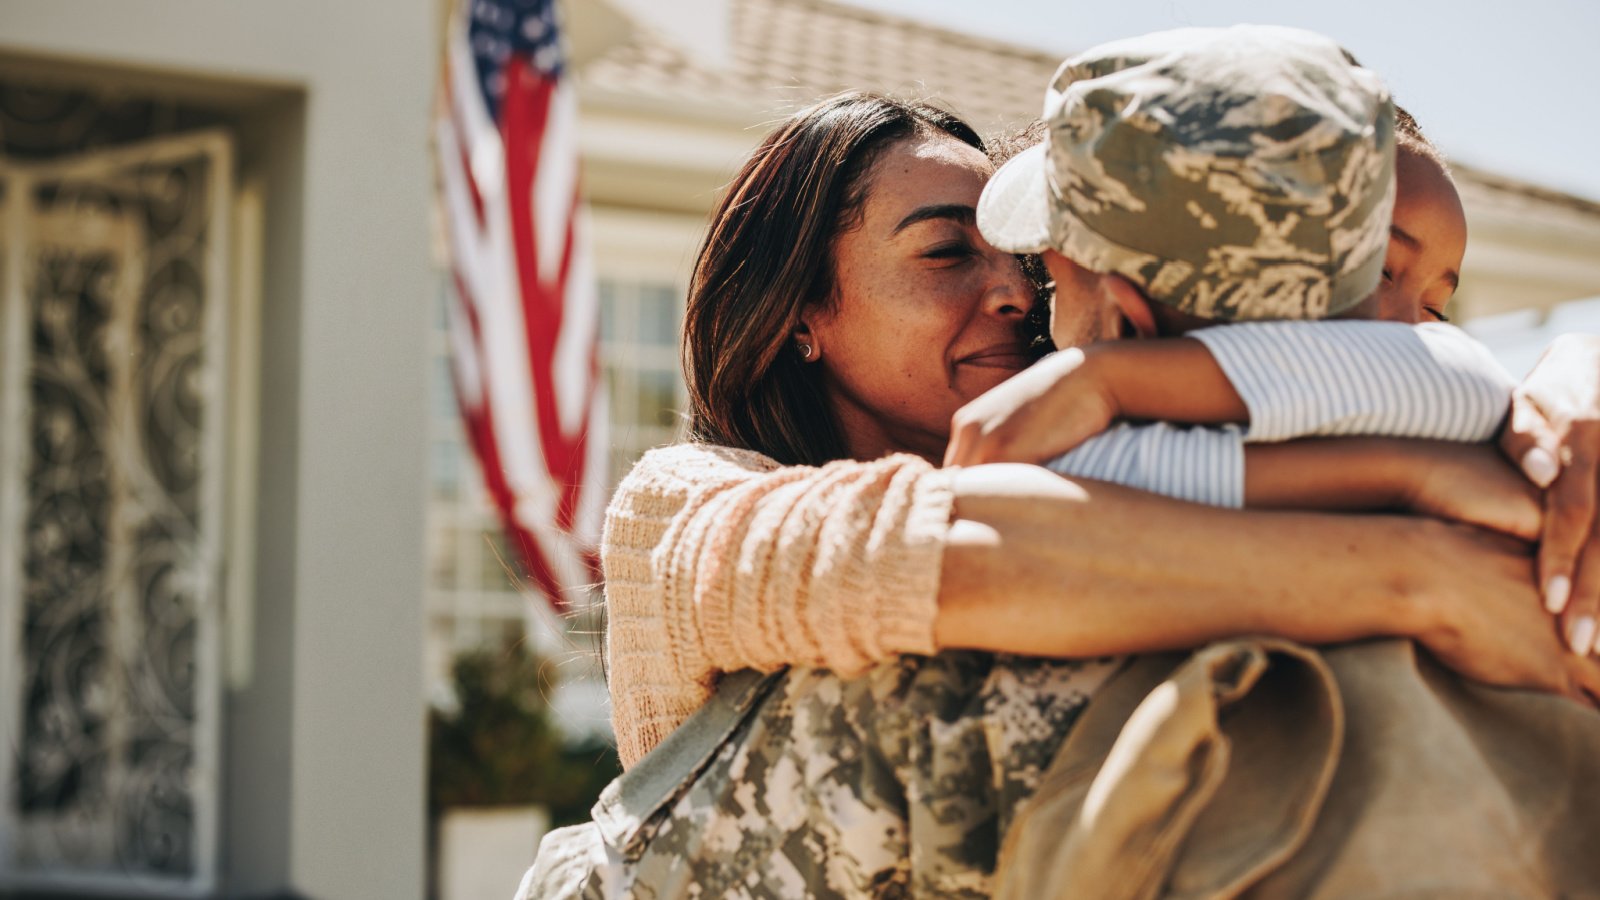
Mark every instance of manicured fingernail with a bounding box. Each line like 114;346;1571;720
1569;616;1598;657
1546;575;1573;614
1523;447;1559;488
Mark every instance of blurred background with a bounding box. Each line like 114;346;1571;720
0;0;1596;897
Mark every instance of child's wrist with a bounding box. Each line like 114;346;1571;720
1076;343;1125;424
1080;337;1244;425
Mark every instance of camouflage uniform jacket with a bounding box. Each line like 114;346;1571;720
520;653;1122;899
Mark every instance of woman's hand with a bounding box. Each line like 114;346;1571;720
1408;521;1600;706
1498;334;1600;655
944;348;1118;466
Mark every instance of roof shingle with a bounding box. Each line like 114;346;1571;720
583;0;1064;135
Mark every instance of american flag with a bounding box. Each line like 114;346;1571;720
434;0;606;615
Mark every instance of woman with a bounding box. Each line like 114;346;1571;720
603;90;1600;773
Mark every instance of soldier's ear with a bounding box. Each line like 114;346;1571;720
1104;275;1158;339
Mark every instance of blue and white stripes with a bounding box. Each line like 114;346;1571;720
1192;321;1514;444
1044;321;1515;508
1048;423;1246;507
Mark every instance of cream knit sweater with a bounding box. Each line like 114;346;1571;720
602;442;955;769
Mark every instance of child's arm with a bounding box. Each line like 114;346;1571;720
1188;321;1513;444
948;321;1514;468
1242;437;1541;540
1035;322;1523;527
1048;426;1539;541
1046;422;1245;507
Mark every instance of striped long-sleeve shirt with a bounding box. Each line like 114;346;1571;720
1047;322;1515;506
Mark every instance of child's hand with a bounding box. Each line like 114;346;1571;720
1399;441;1543;543
944;348;1119;467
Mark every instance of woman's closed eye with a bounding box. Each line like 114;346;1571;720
923;241;976;263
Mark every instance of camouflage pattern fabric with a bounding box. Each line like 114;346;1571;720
521;654;1122;899
978;24;1395;322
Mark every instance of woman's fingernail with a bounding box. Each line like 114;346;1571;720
1523;447;1560;488
1546;575;1573;614
1569;616;1598;657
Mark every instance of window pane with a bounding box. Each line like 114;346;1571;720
638;283;678;347
432;356;456;418
429;522;461;585
431;437;461;501
607;366;635;428
638;368;679;429
599;280;622;343
479;528;517;590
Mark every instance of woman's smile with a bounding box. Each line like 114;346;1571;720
957;341;1034;370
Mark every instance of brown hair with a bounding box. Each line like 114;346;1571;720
682;92;983;465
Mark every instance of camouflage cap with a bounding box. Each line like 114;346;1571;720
978;25;1396;321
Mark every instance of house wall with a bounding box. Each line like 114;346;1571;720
1455;189;1600;320
1;2;437;897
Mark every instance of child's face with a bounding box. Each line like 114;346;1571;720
1367;147;1467;323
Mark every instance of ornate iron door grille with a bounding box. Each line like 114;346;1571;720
0;130;231;896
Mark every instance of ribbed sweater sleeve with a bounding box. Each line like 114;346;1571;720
602;442;954;768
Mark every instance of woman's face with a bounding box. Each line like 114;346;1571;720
1371;147;1467;323
803;134;1033;462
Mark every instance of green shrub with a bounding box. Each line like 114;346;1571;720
428;640;620;827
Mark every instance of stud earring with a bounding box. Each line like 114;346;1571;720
798;342;813;360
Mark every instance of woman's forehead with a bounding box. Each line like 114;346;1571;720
862;135;993;221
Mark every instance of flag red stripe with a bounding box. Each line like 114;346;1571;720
449;271;570;611
501;58;591;535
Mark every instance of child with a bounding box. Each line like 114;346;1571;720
1373;106;1467;324
958;26;1521;528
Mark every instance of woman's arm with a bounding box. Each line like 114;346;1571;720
610;441;1593;737
605;443;951;683
935;464;1600;701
